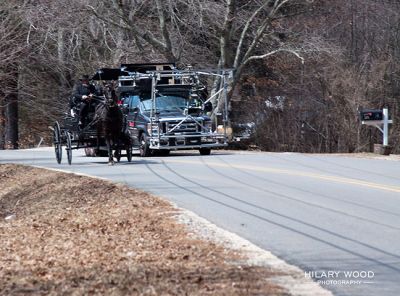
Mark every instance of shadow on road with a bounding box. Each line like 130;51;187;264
143;160;400;275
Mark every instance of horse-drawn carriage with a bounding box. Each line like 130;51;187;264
53;64;231;164
52;69;133;165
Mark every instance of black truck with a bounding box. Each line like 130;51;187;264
92;63;229;157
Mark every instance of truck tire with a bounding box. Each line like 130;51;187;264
199;148;211;155
139;133;152;157
97;150;109;157
157;150;170;156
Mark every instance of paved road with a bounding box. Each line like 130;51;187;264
1;148;400;296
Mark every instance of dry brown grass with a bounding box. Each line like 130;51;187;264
0;164;286;295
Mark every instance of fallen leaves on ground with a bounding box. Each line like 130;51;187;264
0;164;285;295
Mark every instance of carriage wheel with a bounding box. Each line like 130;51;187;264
53;122;62;164
126;143;133;162
65;131;72;165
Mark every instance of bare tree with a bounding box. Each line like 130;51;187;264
82;1;319;122
2;0;400;153
0;2;28;149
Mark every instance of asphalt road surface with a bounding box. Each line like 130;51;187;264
1;148;400;296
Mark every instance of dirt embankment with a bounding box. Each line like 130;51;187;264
0;164;285;295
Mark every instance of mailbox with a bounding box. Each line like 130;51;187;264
359;110;383;121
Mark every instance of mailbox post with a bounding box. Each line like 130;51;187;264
360;107;393;148
383;108;390;146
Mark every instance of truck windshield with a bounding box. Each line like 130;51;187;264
141;95;188;112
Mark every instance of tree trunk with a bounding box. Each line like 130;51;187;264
57;28;65;64
0;96;5;150
5;67;18;149
5;96;18;149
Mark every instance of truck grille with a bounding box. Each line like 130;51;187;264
166;121;200;133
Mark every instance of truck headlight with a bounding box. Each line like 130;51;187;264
203;121;212;132
147;123;159;135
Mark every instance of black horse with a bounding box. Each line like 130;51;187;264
94;82;123;165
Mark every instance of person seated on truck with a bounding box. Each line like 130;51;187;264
72;74;96;128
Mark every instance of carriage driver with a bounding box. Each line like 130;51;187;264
72;74;96;128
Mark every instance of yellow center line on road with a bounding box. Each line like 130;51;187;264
163;159;400;194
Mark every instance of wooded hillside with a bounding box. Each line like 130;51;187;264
1;0;400;153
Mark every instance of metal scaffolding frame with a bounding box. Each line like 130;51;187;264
118;68;233;150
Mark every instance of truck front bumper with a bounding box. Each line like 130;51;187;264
148;133;227;150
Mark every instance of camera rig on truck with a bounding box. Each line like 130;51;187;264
93;63;232;156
